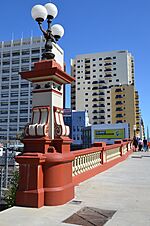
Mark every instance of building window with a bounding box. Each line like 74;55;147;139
22;49;30;55
3;52;10;58
99;58;102;60
12;51;20;57
32;49;40;54
1;93;9;98
2;85;9;90
116;79;119;82
113;56;116;59
21;84;29;88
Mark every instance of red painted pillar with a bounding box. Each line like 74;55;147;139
43;137;75;206
15;153;46;208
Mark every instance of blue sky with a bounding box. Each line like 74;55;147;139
0;0;150;130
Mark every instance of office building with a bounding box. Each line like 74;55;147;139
0;36;64;144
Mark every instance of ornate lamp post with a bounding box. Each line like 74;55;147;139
31;3;64;60
15;3;75;208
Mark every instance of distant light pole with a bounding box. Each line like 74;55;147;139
133;125;136;137
31;3;64;60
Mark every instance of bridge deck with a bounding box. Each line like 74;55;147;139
0;151;150;226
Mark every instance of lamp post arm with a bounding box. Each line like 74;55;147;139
38;22;47;37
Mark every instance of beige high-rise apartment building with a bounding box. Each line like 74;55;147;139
111;85;140;138
71;50;140;138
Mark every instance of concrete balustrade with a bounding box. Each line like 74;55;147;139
72;140;133;185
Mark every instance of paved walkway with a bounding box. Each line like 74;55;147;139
0;151;150;226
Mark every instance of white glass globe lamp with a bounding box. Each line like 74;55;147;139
51;24;64;40
44;3;58;19
31;5;48;22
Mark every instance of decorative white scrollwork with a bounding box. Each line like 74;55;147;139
54;124;62;137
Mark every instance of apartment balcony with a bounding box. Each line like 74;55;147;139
92;98;98;102
116;114;123;118
85;65;90;69
116;120;123;123
85;77;90;80
99;98;105;101
92;87;98;90
116;107;123;111
92;110;98;113
104;74;112;78
85;70;90;74
99;104;105;107
116;101;123;105
99;110;105;113
99;80;105;84
104;57;112;61
92;104;105;108
99;92;105;95
115;95;123;99
104;68;112;72
99;116;105;119
104;63;112;66
92;116;105;120
115;88;123;92
92;81;98;84
92;116;98;120
92;92;98;96
92;104;98;108
85;59;90;63
100;86;107;89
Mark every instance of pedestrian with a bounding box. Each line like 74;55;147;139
143;137;148;152
138;138;143;151
133;136;138;152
